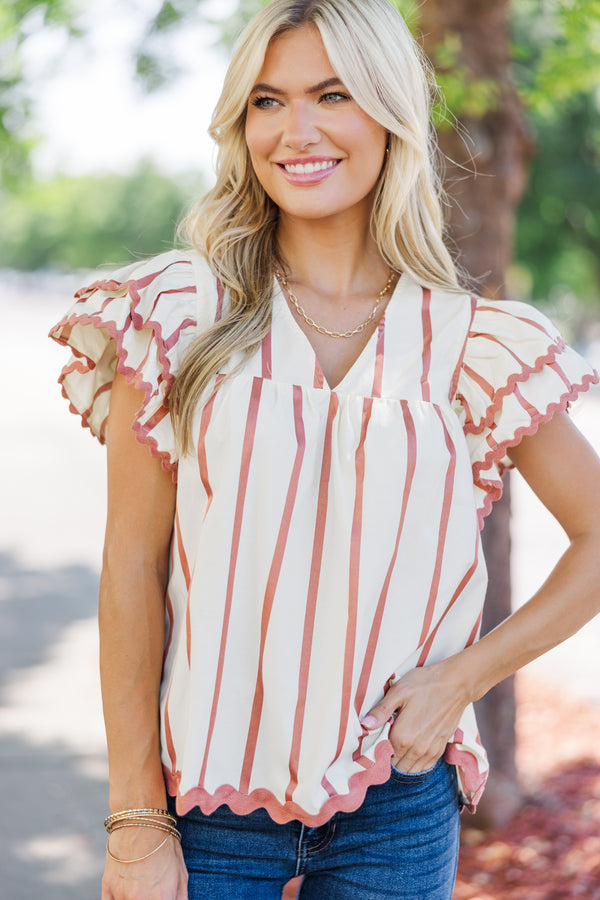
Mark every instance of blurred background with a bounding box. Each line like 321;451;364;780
1;1;599;897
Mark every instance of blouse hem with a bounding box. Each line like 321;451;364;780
164;740;398;826
444;741;487;813
163;734;488;824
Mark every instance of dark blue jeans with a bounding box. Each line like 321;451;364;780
171;758;460;899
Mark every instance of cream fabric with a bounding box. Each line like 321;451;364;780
51;249;599;824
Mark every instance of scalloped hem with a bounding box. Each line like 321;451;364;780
444;743;487;814
463;337;568;436
473;371;599;530
164;740;400;826
163;735;487;824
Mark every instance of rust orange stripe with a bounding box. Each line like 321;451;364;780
331;396;373;767
417;409;457;647
163;681;178;774
462;363;495;399
354;401;416;717
285;392;339;801
314;359;325;389
174;510;191;590
174;511;192;667
371;316;386;399
549;359;574;391
476;304;556;340
466;610;483;647
417;540;480;667
163;539;176;663
513;384;538;418
196;377;223;516
262;331;272;379
240;386;306;791
199;378;263;784
449;296;477;402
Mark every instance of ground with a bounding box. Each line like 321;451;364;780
454;671;600;899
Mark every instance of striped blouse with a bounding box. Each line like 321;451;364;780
50;249;598;824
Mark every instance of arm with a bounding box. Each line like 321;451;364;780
362;411;600;772
99;372;187;899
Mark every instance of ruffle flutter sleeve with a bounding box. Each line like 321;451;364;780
453;298;599;523
49;250;200;477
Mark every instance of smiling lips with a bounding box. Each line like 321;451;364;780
277;158;341;184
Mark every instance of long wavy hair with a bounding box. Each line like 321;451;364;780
171;0;458;453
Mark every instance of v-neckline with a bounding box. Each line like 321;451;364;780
274;273;404;392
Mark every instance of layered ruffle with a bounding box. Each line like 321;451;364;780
49;250;201;475
453;299;599;523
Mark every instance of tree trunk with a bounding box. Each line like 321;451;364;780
419;0;534;827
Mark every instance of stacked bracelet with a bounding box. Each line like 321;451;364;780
104;808;177;830
104;808;181;865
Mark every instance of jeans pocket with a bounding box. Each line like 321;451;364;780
389;755;444;783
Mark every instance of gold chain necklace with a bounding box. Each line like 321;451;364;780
276;270;396;339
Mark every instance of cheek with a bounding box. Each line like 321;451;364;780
245;114;274;161
343;117;387;168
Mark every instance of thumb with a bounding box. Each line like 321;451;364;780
361;698;399;730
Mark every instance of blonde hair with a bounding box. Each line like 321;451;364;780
171;0;458;453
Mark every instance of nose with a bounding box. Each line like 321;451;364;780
282;100;320;151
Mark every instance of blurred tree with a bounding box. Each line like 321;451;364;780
0;0;78;182
420;0;530;830
417;0;598;828
0;161;202;269
512;1;600;306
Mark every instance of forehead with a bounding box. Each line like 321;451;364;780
255;23;336;85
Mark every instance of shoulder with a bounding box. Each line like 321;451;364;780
76;247;214;299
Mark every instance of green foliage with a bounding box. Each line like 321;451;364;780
134;0;203;91
430;32;501;127
0;0;78;183
0;162;203;270
515;91;600;304
510;1;600;304
513;0;600;118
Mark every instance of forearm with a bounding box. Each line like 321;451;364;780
450;530;600;703
99;558;169;812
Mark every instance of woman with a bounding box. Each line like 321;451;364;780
50;0;600;898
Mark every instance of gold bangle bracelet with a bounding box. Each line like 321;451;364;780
104;808;176;831
109;821;181;841
106;831;172;865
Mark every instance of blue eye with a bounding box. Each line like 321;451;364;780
321;92;351;103
251;96;279;109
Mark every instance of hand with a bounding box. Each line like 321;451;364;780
361;661;470;773
101;828;188;900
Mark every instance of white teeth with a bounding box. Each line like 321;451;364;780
284;160;338;174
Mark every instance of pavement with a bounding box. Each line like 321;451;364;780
1;271;599;899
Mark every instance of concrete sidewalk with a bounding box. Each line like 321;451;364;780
1;273;599;899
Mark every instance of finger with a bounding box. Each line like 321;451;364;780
390;726;450;772
361;695;401;729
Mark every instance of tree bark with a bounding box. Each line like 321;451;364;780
419;0;534;826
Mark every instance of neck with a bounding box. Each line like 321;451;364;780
276;209;389;302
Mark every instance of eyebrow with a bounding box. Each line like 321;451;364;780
249;77;346;96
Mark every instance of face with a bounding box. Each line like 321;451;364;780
245;24;388;226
